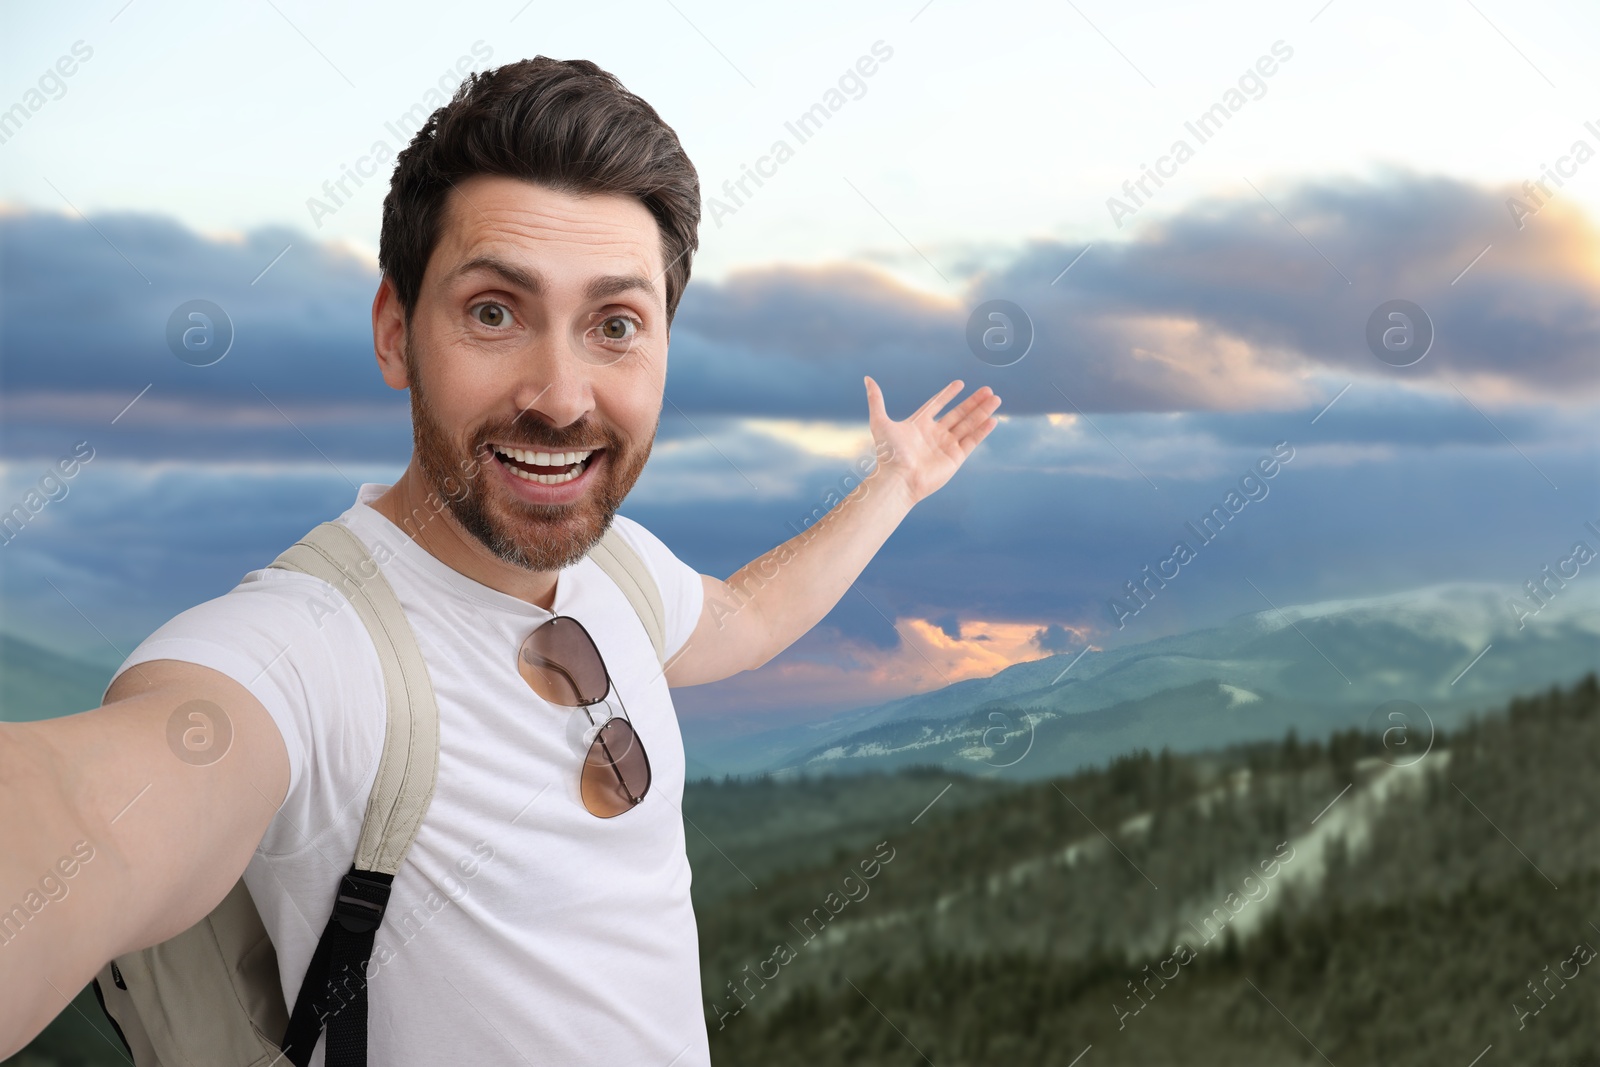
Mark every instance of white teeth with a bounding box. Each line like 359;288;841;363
495;445;595;486
494;446;594;468
507;463;585;485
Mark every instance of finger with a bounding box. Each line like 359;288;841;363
948;410;997;449
935;386;998;427
934;383;994;418
865;375;894;428
911;379;964;422
950;394;1002;441
958;416;1000;454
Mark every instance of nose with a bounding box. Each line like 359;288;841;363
508;329;596;432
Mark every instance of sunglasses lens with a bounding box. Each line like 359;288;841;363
518;616;608;706
581;717;652;818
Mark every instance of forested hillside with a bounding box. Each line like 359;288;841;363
693;675;1599;1065
9;675;1597;1065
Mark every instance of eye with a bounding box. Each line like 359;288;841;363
596;314;638;344
471;301;513;328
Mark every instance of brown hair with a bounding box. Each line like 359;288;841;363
379;56;701;327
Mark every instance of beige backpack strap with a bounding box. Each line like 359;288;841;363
269;522;444;1062
270;522;440;874
588;525;668;665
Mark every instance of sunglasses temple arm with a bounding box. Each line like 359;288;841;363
528;654;587;702
593;730;645;804
607;670;629;721
597;673;646;803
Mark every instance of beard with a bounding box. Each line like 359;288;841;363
407;344;656;572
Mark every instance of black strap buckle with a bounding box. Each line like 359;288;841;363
332;870;391;934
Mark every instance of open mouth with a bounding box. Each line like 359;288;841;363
490;444;603;486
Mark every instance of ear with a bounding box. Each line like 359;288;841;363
373;274;410;391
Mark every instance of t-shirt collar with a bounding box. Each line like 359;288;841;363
347;482;575;619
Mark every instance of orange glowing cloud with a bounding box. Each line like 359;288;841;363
680;614;1094;724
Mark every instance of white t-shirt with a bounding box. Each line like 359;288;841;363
109;483;710;1066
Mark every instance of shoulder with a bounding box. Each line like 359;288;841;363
605;512;666;553
605;513;697;589
110;565;385;810
604;513;705;660
125;566;372;658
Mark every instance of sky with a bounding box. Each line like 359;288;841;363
1;0;1596;736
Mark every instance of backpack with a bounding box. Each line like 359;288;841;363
92;518;670;1066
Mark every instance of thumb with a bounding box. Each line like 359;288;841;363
865;375;894;433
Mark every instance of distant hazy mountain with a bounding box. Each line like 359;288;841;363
9;581;1596;781
0;633;113;723
687;582;1600;779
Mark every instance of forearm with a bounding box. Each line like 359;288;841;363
0;722;127;1053
724;465;916;669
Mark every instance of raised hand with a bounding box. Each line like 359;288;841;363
864;376;1002;506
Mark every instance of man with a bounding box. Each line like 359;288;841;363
0;56;1000;1063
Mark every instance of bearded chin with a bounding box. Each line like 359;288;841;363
407;372;651;573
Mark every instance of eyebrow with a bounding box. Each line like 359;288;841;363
445;254;660;306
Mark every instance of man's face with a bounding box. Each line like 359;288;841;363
398;174;669;571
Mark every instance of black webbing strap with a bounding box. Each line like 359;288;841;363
280;867;395;1067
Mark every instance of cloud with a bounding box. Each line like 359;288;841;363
5;169;1593;469
963;170;1600;411
1032;622;1082;653
5;410;1592;724
668;170;1600;418
0;206;382;404
673;613;1063;723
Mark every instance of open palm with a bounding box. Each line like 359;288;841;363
865;376;1002;505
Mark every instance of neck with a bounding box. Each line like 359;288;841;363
369;460;560;611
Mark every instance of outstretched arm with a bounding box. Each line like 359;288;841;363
664;377;1001;687
0;661;289;1055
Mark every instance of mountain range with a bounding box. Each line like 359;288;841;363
684;581;1600;779
7;581;1597;787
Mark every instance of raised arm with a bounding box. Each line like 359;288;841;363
664;377;1001;687
0;660;289;1056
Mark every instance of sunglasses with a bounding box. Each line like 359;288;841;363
517;614;651;818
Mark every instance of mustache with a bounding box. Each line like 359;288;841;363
473;415;619;453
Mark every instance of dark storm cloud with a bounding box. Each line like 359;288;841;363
0;209;382;404
662;173;1598;418
969;169;1600;408
2;170;1593;468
